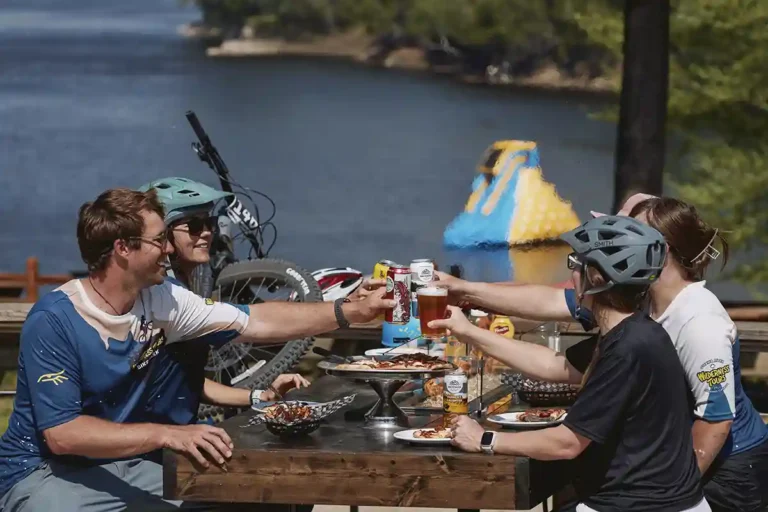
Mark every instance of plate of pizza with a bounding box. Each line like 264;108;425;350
393;426;452;444
488;408;567;428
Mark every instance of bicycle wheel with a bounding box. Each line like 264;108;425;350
197;259;322;423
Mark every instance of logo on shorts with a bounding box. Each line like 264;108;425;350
37;370;68;386
205;298;215;306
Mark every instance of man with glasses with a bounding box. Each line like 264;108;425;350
0;187;393;511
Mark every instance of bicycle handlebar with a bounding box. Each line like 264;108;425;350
185;111;211;147
185;110;266;258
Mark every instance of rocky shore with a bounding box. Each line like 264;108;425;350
179;23;616;96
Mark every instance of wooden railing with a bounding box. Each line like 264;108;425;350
0;257;72;303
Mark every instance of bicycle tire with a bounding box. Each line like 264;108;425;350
189;263;214;298
197;258;322;423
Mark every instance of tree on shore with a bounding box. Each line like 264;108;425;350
574;0;768;287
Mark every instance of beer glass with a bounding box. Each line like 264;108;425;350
417;286;448;339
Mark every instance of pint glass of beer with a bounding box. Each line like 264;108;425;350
417;286;448;339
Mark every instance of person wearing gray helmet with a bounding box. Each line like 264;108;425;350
432;216;710;512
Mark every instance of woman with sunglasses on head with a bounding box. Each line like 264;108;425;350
432;216;709;511
435;195;768;512
137;177;308;427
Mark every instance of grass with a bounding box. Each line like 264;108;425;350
0;370;16;433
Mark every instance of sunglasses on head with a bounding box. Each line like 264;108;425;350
174;216;215;236
567;252;583;270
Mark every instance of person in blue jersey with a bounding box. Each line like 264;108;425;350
434;216;709;511
0;188;393;511
434;195;768;512
138;177;309;427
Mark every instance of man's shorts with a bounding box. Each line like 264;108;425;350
704;436;768;512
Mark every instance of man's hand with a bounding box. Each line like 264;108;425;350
347;278;386;301
162;424;234;469
433;271;470;306
449;415;485;453
342;287;396;324
261;373;310;401
428;305;474;338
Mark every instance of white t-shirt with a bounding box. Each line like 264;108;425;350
654;281;736;421
61;278;250;353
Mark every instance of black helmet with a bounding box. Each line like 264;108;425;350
561;215;666;295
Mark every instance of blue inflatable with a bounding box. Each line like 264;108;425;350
444;140;580;248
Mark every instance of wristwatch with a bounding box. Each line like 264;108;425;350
250;388;265;406
481;431;497;455
334;297;351;329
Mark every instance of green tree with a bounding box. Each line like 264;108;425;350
574;0;768;287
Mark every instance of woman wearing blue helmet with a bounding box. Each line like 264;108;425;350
137;177;308;426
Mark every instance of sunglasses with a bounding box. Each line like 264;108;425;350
173;216;215;236
567;252;583;270
128;231;169;249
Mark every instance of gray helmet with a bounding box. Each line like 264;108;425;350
560;215;666;294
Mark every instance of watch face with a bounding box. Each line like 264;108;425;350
481;431;495;447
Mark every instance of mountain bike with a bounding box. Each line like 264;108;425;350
184;111;322;423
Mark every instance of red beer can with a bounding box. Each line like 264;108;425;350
385;264;411;324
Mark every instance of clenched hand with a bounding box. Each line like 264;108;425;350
162;424;233;469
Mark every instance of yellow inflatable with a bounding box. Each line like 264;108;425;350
444;140;580;247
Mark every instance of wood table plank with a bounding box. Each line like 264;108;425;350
163;376;571;509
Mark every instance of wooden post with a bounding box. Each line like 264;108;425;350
25;257;39;303
613;0;670;212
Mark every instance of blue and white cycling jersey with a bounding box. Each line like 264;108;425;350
0;279;250;498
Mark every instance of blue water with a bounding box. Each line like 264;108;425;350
0;0;748;299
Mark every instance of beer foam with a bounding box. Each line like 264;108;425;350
417;286;447;296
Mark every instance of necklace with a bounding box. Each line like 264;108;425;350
88;277;121;315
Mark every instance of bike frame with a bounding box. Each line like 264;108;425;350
186;110;266;260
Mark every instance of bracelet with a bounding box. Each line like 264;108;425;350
334;297;350;329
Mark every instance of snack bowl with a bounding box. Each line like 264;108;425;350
242;395;357;437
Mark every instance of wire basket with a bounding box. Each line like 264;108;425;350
242;395;356;437
503;374;580;407
264;419;322;437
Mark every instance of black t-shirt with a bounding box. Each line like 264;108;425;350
563;312;702;511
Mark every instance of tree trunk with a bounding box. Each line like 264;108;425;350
613;0;670;212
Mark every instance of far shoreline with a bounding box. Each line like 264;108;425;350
179;23;618;101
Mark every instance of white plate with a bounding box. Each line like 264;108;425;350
487;411;567;428
393;428;452;444
364;347;428;357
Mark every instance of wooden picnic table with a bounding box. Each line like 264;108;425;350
163;375;573;510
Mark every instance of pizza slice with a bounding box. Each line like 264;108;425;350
518;408;567;423
413;426;452;439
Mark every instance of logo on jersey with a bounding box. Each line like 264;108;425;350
132;329;167;371
697;360;730;387
37;370;68;386
137;315;154;343
205;298;214;306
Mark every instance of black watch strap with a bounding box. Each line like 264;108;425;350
334;297;350;329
